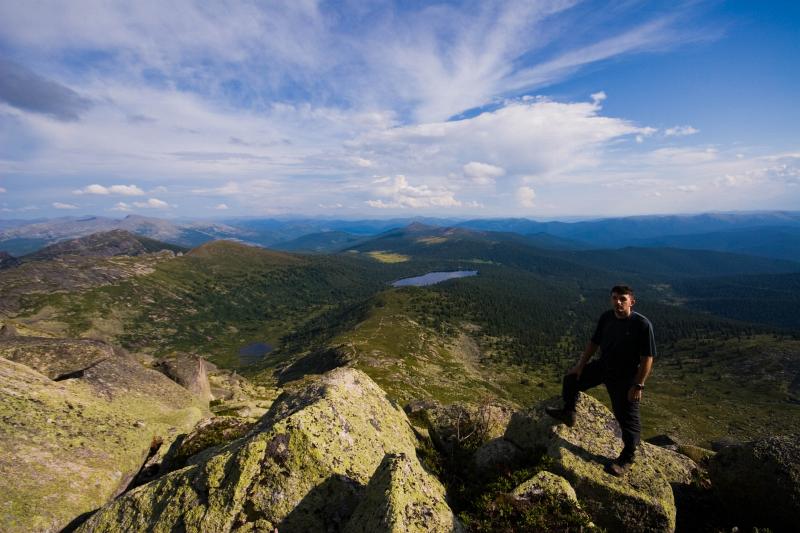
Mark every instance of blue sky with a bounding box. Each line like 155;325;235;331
0;0;798;219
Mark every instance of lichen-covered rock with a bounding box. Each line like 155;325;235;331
709;434;800;530
505;393;697;532
157;353;213;403
77;367;433;532
676;444;715;465
161;416;254;472
405;400;511;455
472;438;524;475
0;336;116;379
0;355;205;533
344;453;462;532
511;471;578;505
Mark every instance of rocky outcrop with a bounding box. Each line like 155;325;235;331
511;471;579;505
77;367;460;532
0;322;18;338
0;336;116;380
344;453;462;533
0;353;206;533
160;416;254;473
277;344;356;385
405;399;512;455
0;250;19;269
505;393;697;532
709;434;800;530
157;353;213;403
472;437;524;475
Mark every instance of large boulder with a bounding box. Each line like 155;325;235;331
77;367;460;532
344;453;462;533
0;322;18;337
0;354;205;533
0;336;116;380
160;416;254;473
405;399;512;455
709;434;800;530
472;437;525;475
157;353;213;403
511;470;578;505
505;393;697;532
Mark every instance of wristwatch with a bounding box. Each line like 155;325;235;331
634;383;645;390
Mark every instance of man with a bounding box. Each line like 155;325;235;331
546;285;656;477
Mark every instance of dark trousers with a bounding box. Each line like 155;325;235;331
562;359;640;461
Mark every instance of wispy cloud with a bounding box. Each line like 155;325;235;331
0;59;91;121
3;1;792;217
74;184;145;196
52;202;78;209
463;162;505;185
665;125;699;137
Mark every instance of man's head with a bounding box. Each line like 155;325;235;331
610;285;635;318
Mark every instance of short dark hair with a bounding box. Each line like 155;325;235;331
611;285;634;296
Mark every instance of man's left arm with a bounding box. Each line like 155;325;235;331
629;356;653;401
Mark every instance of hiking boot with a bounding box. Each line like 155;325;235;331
545;407;576;427
605;455;635;477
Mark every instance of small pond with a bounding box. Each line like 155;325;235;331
238;342;273;365
392;270;478;287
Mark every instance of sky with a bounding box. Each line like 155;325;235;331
0;0;798;220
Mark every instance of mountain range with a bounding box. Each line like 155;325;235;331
2;211;799;261
1;216;799;531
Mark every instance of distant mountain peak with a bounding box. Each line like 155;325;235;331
21;229;182;262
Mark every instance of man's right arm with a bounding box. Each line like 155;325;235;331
568;341;598;378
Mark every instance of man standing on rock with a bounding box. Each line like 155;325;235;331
546;285;656;477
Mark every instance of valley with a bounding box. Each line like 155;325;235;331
1;218;799;531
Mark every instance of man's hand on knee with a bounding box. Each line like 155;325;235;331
567;363;585;379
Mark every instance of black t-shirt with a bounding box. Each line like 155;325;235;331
591;310;656;380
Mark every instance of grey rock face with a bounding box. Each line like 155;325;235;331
709;433;800;530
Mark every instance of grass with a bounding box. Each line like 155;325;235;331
365;250;410;263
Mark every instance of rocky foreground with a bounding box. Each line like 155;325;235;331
1;334;799;531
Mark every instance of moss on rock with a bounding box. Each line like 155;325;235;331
344;452;463;533
78;367;449;532
511;471;578;505
505;393;697;532
0;353;205;533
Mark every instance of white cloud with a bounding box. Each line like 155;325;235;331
0;205;38;212
665;125;699;137
192;182;241;196
0;187;6;193
675;185;698;192
517;186;536;208
75;184;111;195
355;96;645;190
52;202;78;209
110;202;131;211
351;157;374;168
214;203;229;210
463;161;505;185
366;175;461;209
74;184;145;195
591;91;607;103
133;198;170;209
